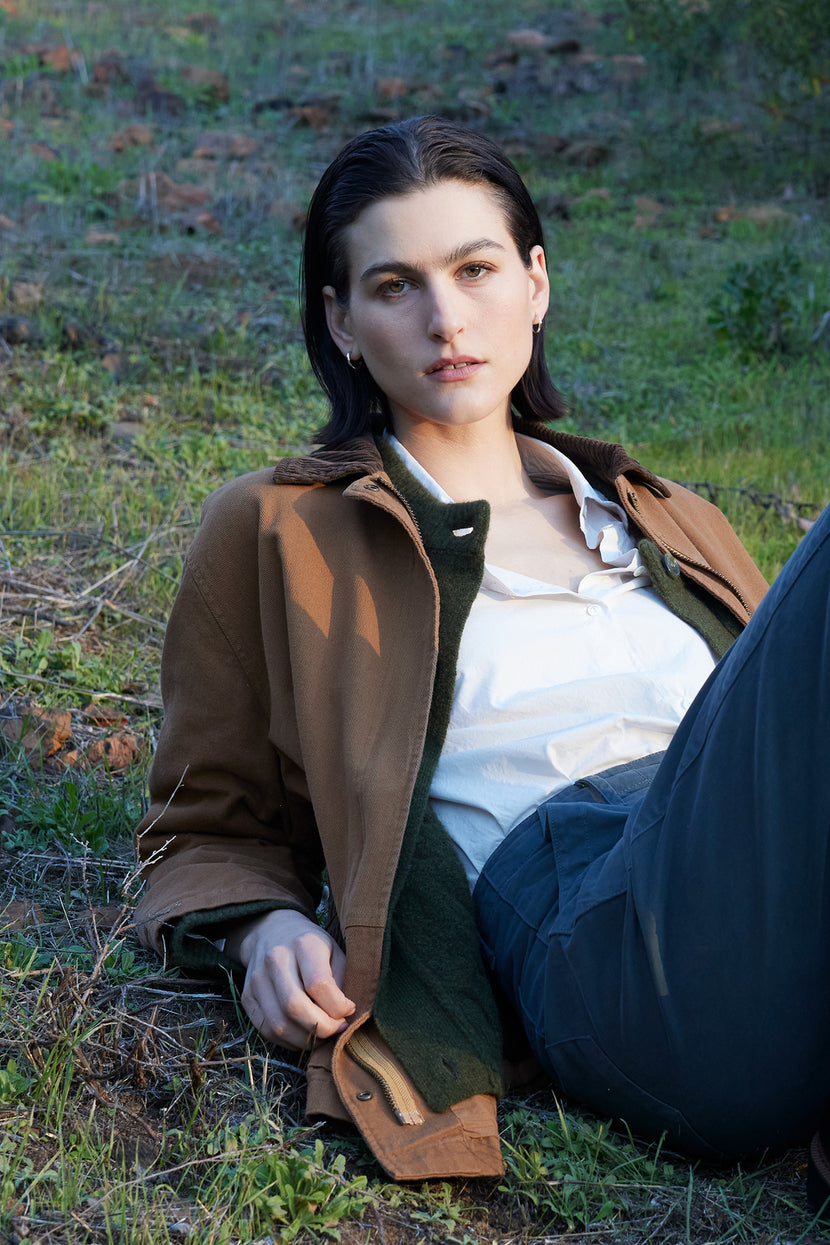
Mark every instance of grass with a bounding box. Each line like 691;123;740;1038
0;0;829;1240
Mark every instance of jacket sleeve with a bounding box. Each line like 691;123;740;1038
133;485;325;958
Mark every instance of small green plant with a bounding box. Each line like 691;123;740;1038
499;1103;680;1231
34;160;121;211
708;247;806;359
198;1125;370;1240
0;1058;31;1102
0;771;145;855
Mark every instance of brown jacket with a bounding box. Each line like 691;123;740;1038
134;422;768;1179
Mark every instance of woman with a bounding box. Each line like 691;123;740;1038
134;116;830;1205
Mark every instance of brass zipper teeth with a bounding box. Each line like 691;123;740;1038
346;1029;425;1126
378;477;424;542
626;488;752;617
664;544;752;615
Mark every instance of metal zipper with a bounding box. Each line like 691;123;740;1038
346;1027;425;1126
625;488;753;617
370;475;423;543
664;544;752;616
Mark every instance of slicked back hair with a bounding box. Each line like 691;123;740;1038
301;115;566;445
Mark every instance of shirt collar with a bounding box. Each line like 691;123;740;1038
383;430;639;569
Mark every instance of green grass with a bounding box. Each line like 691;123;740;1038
0;0;828;1240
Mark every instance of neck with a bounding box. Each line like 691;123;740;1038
393;416;539;506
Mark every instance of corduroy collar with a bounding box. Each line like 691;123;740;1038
271;420;671;498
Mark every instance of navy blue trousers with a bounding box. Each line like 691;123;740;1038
473;503;830;1158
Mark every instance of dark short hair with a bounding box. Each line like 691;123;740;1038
301;115;566;444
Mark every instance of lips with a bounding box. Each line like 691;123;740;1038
425;356;482;375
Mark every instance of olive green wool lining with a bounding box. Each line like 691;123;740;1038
371;439;505;1113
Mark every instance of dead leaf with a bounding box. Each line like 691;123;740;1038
10;281;43;308
1;120;13;139
92;49;129;84
2;708;71;760
633;194;665;228
0;213;19;231
42;45;80;74
290;104;331;130
82;731;142;772
376;76;409;101
100;351;122;374
180;64;230;103
107;123;154;152
269;198;306;230
0;315;42;345
120;171;211;214
1;901;44;931
135;82;187;117
507;28;554;51
560;140;609;167
193;130;257;158
0;0;19;14
456;85;493;118
83;905;125;934
570;47;603;65
744;203;796;225
186;210;222;235
82;703;129;726
29;141;58;161
713;202;796;226
85;230;119;244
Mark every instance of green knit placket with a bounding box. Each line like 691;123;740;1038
371;442;505;1113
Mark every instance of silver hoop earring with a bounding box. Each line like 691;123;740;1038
346;352;362;370
532;319;542;335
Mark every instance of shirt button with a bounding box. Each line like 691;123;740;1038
587;604;601;616
662;553;681;577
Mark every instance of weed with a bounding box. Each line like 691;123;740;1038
197;1126;370;1240
708;246;808;359
0;770;145;855
500;1103;680;1231
0;1058;31;1102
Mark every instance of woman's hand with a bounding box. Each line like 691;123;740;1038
224;909;356;1049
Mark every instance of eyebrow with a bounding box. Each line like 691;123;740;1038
358;237;508;284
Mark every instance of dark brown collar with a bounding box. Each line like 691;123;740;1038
271;423;670;497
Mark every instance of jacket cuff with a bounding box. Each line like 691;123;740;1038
166;900;309;976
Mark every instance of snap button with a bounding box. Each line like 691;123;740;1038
364;483;380;492
662;552;681;578
356;1090;373;1101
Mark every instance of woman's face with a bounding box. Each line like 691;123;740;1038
323;179;549;443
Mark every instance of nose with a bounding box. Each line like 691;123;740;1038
426;281;464;342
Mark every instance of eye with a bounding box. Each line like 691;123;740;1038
460;262;491;279
378;277;412;296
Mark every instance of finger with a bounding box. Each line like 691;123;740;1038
244;955;350;1048
296;938;355;1020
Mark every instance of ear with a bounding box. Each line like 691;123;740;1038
528;246;550;324
323;286;359;361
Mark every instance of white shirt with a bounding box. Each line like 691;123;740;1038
385;433;717;887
